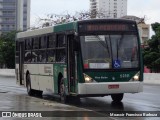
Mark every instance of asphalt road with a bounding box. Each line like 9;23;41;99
0;76;159;120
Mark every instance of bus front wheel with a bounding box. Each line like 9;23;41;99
111;93;124;102
26;74;35;96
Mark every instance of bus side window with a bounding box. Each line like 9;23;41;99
39;50;46;62
47;50;55;62
25;39;32;50
38;36;47;63
40;36;47;49
56;34;66;62
32;37;39;49
56;49;66;62
47;34;56;48
24;39;32;63
57;35;66;47
46;34;56;62
24;51;32;62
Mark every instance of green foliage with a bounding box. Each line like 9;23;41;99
143;23;160;72
0;31;17;68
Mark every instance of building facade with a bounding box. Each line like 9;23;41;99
122;15;150;45
0;0;30;34
23;0;30;31
138;23;150;45
90;0;127;18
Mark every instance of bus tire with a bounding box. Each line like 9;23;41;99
35;90;43;97
60;78;67;103
26;74;35;96
69;96;81;104
111;93;124;102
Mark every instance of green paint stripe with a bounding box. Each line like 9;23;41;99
54;22;77;32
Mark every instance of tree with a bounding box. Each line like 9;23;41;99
31;11;106;29
0;31;17;68
143;23;160;72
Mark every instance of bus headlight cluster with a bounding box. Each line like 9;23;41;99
133;72;140;81
84;74;93;83
133;75;139;81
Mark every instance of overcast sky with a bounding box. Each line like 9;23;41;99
31;0;160;28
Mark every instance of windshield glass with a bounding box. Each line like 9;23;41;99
80;34;139;69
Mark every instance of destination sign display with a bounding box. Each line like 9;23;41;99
79;23;136;32
87;24;128;31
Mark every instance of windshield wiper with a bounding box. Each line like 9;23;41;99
95;35;110;57
116;34;124;59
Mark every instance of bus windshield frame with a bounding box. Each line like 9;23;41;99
79;32;140;70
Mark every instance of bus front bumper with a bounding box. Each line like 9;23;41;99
78;82;143;95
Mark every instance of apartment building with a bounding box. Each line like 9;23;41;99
138;22;150;45
122;15;150;45
90;0;127;18
0;0;30;34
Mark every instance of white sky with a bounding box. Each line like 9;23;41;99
31;0;160;33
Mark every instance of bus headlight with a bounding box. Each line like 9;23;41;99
133;75;139;81
133;72;140;81
84;74;93;83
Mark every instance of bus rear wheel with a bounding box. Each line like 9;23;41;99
26;74;35;96
35;90;43;97
111;93;124;102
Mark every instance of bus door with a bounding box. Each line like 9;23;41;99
19;41;25;85
67;35;78;94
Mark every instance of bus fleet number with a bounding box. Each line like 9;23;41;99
120;74;130;78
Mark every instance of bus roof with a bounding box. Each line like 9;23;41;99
16;26;54;39
16;19;136;39
16;21;77;39
77;18;136;23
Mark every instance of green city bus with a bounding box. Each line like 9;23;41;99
16;19;143;103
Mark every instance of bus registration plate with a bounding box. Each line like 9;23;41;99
108;85;119;89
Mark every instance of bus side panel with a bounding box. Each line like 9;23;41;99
38;64;54;92
53;63;67;94
24;64;39;90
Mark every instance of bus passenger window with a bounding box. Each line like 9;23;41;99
32;37;39;49
32;51;39;62
40;36;47;49
47;50;55;62
57;35;66;47
24;51;32;62
39;50;46;62
56;34;66;63
56;49;66;62
48;35;56;48
25;39;32;50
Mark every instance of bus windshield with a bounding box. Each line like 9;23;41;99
80;34;139;69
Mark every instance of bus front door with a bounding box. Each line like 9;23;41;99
67;35;77;94
19;42;24;85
